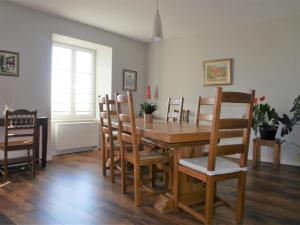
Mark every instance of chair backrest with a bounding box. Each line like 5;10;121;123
174;109;190;123
98;95;117;147
115;91;140;164
207;87;255;171
4;109;37;150
195;96;215;125
166;97;184;122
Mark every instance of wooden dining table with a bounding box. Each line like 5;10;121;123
112;118;212;213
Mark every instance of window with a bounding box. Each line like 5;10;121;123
51;42;96;120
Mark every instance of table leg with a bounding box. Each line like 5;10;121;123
41;119;48;168
154;146;205;213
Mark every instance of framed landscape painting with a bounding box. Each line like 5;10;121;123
123;69;137;91
203;58;232;86
0;50;19;77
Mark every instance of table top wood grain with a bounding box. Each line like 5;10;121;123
112;118;211;145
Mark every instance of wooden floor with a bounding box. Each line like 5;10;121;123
0;151;300;225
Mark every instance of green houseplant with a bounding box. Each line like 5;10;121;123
140;102;158;123
252;96;280;140
279;95;300;149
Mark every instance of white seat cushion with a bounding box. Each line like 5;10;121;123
179;157;247;176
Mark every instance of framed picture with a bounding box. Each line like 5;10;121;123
123;69;137;91
0;50;19;77
203;58;232;86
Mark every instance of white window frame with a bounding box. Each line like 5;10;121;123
51;42;96;121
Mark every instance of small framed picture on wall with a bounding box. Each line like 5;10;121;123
203;58;232;86
123;69;137;91
0;50;19;77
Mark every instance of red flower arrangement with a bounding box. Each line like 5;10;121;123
254;96;266;105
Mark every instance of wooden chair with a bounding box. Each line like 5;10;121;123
0;109;38;180
174;87;255;225
115;91;170;207
174;109;190;122
195;96;215;125
166;97;184;122
98;95;120;183
156;97;184;188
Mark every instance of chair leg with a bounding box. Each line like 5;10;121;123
102;144;107;177
121;154;127;194
205;177;215;225
31;149;36;179
110;145;115;183
236;172;246;224
134;163;141;207
27;149;30;166
4;151;8;181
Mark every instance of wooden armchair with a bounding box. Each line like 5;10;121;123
115;91;170;207
174;87;255;225
0;109;38;180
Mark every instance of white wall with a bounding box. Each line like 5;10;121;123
146;15;300;166
0;2;147;158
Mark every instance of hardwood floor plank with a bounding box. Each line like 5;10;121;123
0;151;299;225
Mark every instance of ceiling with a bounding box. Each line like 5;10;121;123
5;0;300;42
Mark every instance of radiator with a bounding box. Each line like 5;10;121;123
55;122;99;151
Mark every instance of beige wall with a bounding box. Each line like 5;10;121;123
0;2;147;158
146;15;300;166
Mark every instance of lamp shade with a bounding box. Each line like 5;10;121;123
152;11;163;41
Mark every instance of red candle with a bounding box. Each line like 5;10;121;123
146;85;151;99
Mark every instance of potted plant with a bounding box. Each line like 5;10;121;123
279;95;300;148
140;102;158;123
252;96;280;140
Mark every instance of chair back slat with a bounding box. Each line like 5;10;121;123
118;114;130;123
222;92;252;103
116;94;128;103
219;118;248;129
169;99;182;105
102;127;110;135
218;129;244;139
216;144;244;156
166;97;184;122
199;97;215;105
198;113;213;121
100;111;108;119
4;109;37;150
115;92;140;163
206;87;255;171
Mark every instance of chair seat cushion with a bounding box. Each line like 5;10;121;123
0;140;33;150
179;157;247;176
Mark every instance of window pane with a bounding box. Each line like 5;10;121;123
52;103;71;114
52;70;72;92
76;51;93;73
75;103;91;113
52;46;72;70
76;94;91;104
75;73;92;94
